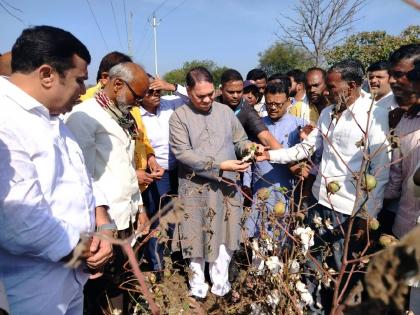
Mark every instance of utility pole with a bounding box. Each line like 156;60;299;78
152;12;159;76
128;11;133;58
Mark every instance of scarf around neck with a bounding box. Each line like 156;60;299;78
95;90;138;138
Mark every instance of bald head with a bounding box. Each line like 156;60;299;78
0;52;12;77
104;62;149;108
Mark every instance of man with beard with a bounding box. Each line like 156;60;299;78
287;69;310;121
383;44;420;313
65;62;150;314
304;67;329;123
260;59;390;313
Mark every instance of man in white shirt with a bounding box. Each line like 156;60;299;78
260;59;390;313
138;75;185;280
65;62;149;314
367;60;397;111
0;25;113;314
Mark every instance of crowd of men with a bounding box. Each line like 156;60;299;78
0;25;419;315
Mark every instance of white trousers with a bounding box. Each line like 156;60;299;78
189;244;232;298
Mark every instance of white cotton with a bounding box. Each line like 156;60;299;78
294;227;315;255
289;259;300;274
266;256;283;274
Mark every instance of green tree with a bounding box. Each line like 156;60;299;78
258;42;315;75
325;25;420;69
163;60;228;87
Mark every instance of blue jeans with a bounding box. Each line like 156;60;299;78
304;204;349;315
141;169;178;271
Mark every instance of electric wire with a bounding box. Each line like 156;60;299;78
109;0;124;50
0;0;25;25
85;0;109;50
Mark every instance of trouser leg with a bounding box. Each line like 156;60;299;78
189;258;209;298
210;244;232;297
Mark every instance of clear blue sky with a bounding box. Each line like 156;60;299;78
1;0;418;84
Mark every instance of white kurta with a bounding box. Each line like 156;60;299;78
65;98;142;230
0;77;95;314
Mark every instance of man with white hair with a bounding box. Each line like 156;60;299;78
65;62;150;314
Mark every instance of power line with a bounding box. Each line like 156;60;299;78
122;0;129;53
85;0;109;50
0;0;25;26
1;0;22;13
153;0;170;15
160;0;189;20
109;0;124;50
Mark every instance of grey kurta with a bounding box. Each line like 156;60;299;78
169;101;250;262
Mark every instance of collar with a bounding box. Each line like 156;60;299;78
0;76;50;118
140;105;160;117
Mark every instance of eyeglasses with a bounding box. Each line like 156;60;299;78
146;89;161;97
388;70;408;79
121;79;143;104
266;101;287;109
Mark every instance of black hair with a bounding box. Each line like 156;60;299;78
367;60;391;73
306;67;327;80
389;44;420;66
407;59;420;83
220;69;243;85
265;81;290;98
286;69;306;84
186;66;214;88
246;68;267;81
11;25;91;76
328;59;365;86
96;51;132;82
267;73;292;92
243;84;260;100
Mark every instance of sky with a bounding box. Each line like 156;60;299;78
0;0;419;84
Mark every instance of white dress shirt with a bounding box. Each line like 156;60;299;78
140;97;184;170
374;91;398;111
269;94;390;217
0;77;95;313
65;98;142;230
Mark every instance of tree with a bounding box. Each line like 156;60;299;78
325;25;420;69
276;0;366;66
163;60;228;87
258;42;315;75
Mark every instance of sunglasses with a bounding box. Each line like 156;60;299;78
121;79;143;104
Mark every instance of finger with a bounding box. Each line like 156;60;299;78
90;236;100;253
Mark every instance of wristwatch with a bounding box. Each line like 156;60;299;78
97;222;118;238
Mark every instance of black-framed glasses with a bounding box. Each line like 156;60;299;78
266;101;287;109
388;70;408;79
121;79;143;104
146;89;161;97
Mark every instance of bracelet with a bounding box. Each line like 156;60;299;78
97;222;118;232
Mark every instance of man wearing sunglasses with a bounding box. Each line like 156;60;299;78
138;75;187;281
65;62;150;314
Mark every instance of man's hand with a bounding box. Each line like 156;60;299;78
299;124;315;140
147;155;164;180
86;230;114;270
136;169;154;185
149;77;176;92
256;150;270;162
288;162;311;180
220;160;250;172
137;210;150;236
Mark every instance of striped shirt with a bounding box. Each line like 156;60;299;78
385;111;420;238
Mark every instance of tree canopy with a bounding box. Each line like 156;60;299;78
325;25;420;69
258;42;315;75
163;60;228;87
